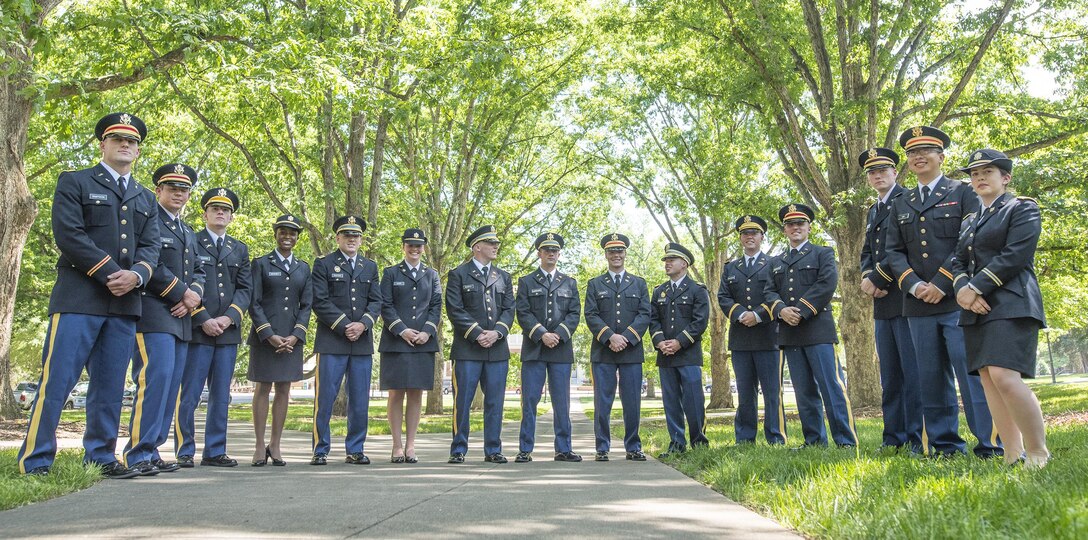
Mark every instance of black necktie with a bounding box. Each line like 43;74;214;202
613;274;620;286
481;266;489;277
119;176;127;192
411;267;417;279
790;248;799;258
349;258;355;270
546;273;553;285
216;237;224;253
878;201;886;214
282;258;289;271
746;257;754;270
671;282;677;293
921;185;931;202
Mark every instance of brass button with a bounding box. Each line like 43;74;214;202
121;219;127;225
121;248;128;254
920;217;926;222
121;234;127;239
122;205;128;211
920;229;926;234
921;241;927;246
922;253;929;258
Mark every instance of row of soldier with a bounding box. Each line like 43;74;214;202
16;113;1049;477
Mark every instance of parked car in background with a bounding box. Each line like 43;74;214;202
63;382;90;410
15;381;38;410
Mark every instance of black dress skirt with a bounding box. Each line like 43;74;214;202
964;317;1041;378
248;342;305;383
379;352;435;390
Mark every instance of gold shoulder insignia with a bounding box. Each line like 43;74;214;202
1016;196;1039;205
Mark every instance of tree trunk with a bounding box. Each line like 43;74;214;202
644;376;656;399
0;23;43;420
830;219;881;409
426;320;445;415
705;252;734;409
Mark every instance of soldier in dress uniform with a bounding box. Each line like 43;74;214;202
121;163;204;476
584;233;651;461
884;126;1001;459
378;228;442;464
952;149;1048;467
764;204;857;448
514;232;582;463
649;243;710;458
716;215;785;446
858;148;923;452
445;225;515;464
247;214;312;467
18;112;158;479
175;187;251;468
309;216;382;465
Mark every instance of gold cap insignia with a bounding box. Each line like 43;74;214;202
120;113;132;125
288;216;294;221
912;127;923;137
744;216;752;223
413;232;420;238
347;216;356;224
974;152;983;161
218;188;226;197
174;164;185;174
611;233;618;241
547;233;555;240
868;148;878;157
788;204;797;213
489;225;496;233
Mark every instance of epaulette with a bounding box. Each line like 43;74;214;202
1016;196;1038;205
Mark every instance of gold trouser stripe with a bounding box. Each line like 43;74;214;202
126;333;151;466
312;354;320;453
778;350;787;444
831;352;859;453
160;277;179;297
596;326;609;340
921;419;929;456
897;268;914;288
87;255;112;277
20;313;60;474
173;379;185;456
451;361;459;438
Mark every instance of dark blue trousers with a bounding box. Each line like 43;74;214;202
519;361;572;453
123;333;187;465
907;312;1001;457
311;354;372;456
875;316;923;451
591;362;643;453
18;313;134;473
731;349;786;444
450;359;508;456
658;365;708;450
784;344;858;446
176;343;237;458
155;338;188;462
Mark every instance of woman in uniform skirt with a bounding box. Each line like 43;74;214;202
247;215;313;466
952;149;1049;468
379;229;442;463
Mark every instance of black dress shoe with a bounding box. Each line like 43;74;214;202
484;452;508;464
514;451;532;463
129;460;161;476
26;466;50;476
152;459;180;473
100;461;141;479
626;450;647;461
310;453;327;466
346;453;371;465
177;455;195;468
448;453;465;464
201;455;238;467
595;451;609;462
555;451;582;462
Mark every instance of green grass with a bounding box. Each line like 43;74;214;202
645;380;1088;539
0;449;102;511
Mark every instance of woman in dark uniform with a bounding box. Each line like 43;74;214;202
379;229;442;463
952;149;1049;468
247;215;312;466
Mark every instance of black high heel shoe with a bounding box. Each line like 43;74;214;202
391;449;406;464
267;445;286;467
251;448;267;467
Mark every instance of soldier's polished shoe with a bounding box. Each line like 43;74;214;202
176;455;195;468
201;454;238;467
129;460;160;476
26;466;50;476
484;452;508;464
447;453;465;464
514;452;532;463
554;451;582;462
345;453;371;465
310;453;328;466
625;450;647;461
152;459;180;473
100;461;141;479
595;451;609;462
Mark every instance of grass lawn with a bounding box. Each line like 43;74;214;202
643;380;1088;539
225;397;545;437
0;449;102;511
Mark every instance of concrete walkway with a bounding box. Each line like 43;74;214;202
0;396;796;539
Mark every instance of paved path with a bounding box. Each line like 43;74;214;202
1;396;796;539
